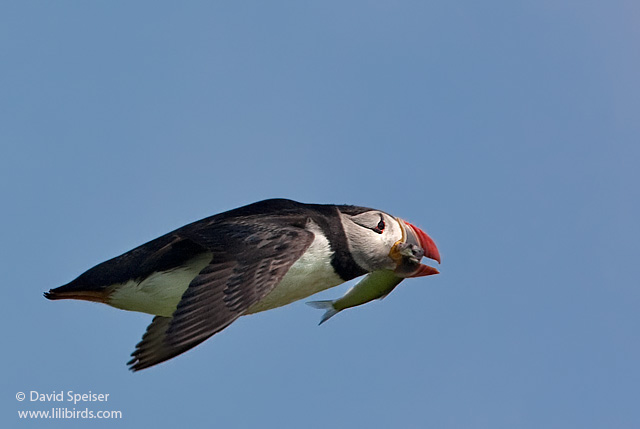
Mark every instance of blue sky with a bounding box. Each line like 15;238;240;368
2;1;639;428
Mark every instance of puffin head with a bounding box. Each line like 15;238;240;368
339;208;440;277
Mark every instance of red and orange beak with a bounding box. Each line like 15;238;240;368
391;219;441;278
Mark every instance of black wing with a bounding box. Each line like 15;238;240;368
128;220;314;371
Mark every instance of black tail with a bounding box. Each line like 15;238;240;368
44;282;110;303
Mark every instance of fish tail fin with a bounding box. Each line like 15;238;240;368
306;300;339;325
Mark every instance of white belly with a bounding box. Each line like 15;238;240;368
106;227;345;317
245;231;344;314
107;252;212;317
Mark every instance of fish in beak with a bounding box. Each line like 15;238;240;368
390;219;441;278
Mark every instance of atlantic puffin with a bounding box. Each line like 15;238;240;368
45;199;440;371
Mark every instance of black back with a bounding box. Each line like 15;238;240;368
51;199;370;294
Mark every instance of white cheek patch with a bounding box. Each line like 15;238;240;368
386;217;404;247
340;213;400;272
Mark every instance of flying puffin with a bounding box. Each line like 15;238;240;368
45;199;440;371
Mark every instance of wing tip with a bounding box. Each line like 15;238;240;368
127;346;167;372
127;356;149;372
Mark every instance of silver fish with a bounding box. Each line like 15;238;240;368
307;269;404;324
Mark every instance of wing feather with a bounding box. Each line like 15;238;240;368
128;221;314;371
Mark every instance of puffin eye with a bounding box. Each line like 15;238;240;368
372;218;385;234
